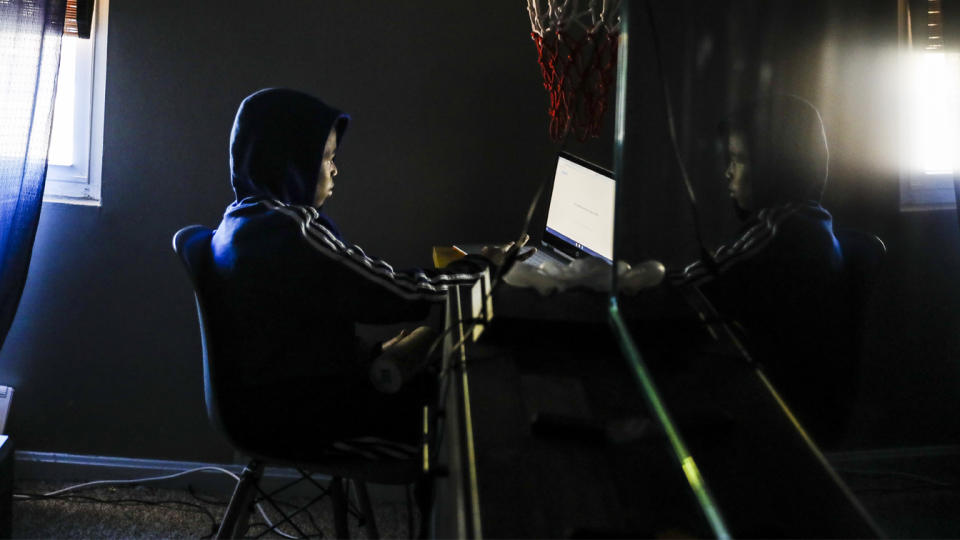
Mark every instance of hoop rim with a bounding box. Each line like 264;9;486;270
527;0;622;37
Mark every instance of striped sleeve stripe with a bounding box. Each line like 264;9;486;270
268;200;448;298
297;204;481;287
260;199;483;301
298;207;483;289
305;208;483;287
672;203;802;286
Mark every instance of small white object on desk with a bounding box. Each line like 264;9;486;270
504;257;665;295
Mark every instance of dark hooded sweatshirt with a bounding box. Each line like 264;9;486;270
669;96;855;444
208;89;486;447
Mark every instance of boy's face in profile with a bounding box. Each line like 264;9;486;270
725;131;753;212
314;127;339;207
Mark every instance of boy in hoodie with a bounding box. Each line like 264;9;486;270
670;95;856;445
209;88;503;457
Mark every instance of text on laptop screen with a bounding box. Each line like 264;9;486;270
545;155;615;262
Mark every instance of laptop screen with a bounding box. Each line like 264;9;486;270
543;153;616;264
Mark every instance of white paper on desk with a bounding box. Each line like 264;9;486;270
504;257;665;296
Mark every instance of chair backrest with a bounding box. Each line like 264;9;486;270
173;226;425;479
172;225;235;448
835;228;886;326
829;228;886;440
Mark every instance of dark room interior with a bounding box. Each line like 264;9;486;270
0;0;958;537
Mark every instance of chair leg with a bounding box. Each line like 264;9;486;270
414;475;435;540
406;484;416;539
354;481;380;539
217;460;264;539
330;476;350;539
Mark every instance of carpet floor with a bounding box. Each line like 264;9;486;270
11;456;960;538
12;480;412;538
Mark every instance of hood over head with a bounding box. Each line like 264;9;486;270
229;88;349;206
721;94;829;210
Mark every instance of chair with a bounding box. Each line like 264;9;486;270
173;225;425;539
835;228;886;357
835;229;886;320
830;227;886;444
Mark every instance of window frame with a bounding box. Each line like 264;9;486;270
899;172;958;212
45;0;108;206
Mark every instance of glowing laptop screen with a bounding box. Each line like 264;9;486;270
544;154;615;263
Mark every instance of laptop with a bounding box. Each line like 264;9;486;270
524;152;616;267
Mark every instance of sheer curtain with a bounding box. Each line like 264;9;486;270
0;0;67;352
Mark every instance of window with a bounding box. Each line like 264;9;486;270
46;0;108;206
900;0;958;211
900;49;960;211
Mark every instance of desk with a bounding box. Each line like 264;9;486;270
431;282;881;538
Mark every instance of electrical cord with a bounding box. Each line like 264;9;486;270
414;126;570;510
836;468;956;488
423;316;487;369
186;483;329;539
852;484;959;494
186;483;228;505
420;174;552;462
15;465;239;498
423;164;553;378
642;0;716;272
48;325;494;540
245;521;323;539
13;466;308;539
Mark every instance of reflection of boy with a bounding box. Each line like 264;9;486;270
210;88;493;456
670;95;856;444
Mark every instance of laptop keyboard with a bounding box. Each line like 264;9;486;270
523;249;560;268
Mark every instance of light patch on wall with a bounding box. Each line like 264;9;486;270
908;51;960;175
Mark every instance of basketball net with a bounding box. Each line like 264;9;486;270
527;0;621;142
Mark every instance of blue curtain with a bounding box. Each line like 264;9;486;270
0;0;66;352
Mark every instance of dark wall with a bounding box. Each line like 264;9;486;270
0;2;603;461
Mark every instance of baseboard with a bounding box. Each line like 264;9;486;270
826;444;960;489
826;444;960;464
14;450;407;503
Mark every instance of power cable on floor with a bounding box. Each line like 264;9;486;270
836;468;956;488
13;466;305;539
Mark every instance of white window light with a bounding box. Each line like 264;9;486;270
900;49;960;211
46;0;108;206
909;51;959;176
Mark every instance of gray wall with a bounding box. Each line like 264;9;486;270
0;2;583;461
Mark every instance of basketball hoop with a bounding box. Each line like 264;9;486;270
527;0;621;142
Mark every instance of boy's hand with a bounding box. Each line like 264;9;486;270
381;328;408;351
370;326;438;393
481;234;536;267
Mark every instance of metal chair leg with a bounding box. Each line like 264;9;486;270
354;481;380;539
217;460;264;539
330;476;350;539
406;484;416;539
414;475;434;540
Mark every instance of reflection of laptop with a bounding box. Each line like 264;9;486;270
525;152;615;267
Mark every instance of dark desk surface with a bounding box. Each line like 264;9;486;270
462;318;707;538
433;284;880;538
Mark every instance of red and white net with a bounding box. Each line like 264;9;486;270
527;0;621;142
